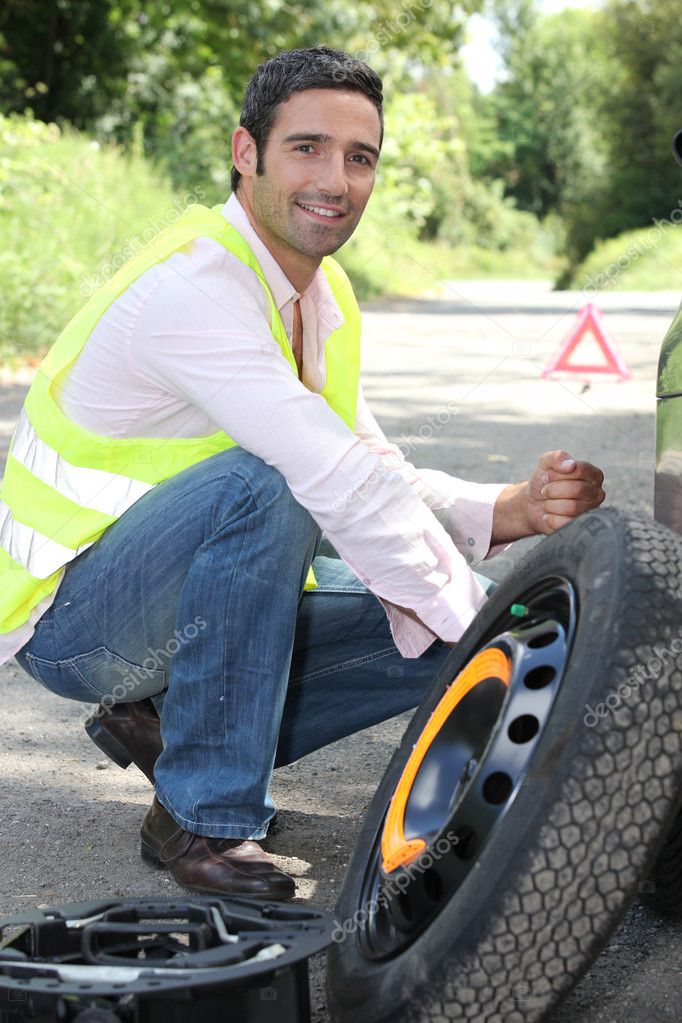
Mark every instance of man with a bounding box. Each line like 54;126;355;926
2;47;604;901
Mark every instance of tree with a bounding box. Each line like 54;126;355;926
596;0;682;238
484;0;682;271
0;0;140;124
484;2;610;224
1;0;484;196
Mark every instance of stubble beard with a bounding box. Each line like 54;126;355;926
253;178;360;260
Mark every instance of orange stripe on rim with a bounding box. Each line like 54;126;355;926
381;646;512;874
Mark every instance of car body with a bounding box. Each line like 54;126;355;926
654;130;682;535
656;304;682;533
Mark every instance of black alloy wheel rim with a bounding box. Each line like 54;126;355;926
355;576;577;961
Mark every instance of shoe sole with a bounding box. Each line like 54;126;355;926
85;715;133;771
140;838;164;868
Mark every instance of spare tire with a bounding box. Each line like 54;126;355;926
327;509;682;1023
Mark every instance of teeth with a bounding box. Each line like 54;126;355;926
299;203;342;218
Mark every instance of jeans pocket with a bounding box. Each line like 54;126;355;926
21;651;73;698
25;647;166;703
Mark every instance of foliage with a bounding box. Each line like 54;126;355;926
435;178;538;251
0;1;140;125
373;84;467;235
484;0;682;279
334;65;555;289
336;196;557;300
0;0;487;205
484;3;611;264
6;0;681;304
0;107;555;362
6;0;682;302
0;1;558;362
594;0;682;238
0;1;480;147
568;221;682;293
0;112;181;361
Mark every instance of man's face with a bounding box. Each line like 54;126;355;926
242;88;381;261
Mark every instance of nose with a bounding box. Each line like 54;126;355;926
316;151;349;199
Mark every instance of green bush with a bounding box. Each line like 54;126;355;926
569;220;682;292
437;178;544;252
96;62;238;203
0;112;187;361
335;193;560;300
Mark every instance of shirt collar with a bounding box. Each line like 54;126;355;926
221;193;344;328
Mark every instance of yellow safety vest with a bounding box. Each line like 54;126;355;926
0;203;361;634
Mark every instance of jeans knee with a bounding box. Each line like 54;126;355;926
210;449;318;541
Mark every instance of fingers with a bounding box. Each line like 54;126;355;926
562;460;604;486
533;453;606;535
541;477;606;531
540;463;604;490
538;451;605;487
542;512;577;532
540;478;606;506
544;497;601;519
537;449;577;473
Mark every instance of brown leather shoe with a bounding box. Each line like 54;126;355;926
84;698;162;783
140;797;295;900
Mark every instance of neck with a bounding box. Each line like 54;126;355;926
236;187;319;294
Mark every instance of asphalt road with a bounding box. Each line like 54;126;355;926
0;280;680;1020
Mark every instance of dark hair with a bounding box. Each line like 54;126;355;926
230;46;383;193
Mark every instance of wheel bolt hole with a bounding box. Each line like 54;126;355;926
528;631;558;649
397;891;413;922
422;868;444;902
524;665;556;690
482;771;513;805
508;714;540;744
451;826;478;861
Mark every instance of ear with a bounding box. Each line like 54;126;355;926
232;126;258;180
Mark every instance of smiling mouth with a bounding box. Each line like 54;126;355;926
296;202;346;220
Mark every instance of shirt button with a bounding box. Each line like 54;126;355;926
467;537;475;546
466;553;474;564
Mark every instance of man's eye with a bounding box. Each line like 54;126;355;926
350;154;371;166
296;144;315;153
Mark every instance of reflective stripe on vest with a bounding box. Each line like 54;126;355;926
0;408;156;578
10;408;155;516
0;203;361;634
0;500;91;577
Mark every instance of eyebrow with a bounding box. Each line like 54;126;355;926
281;132;381;161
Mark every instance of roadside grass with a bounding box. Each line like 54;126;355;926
570;222;682;292
0;115;181;363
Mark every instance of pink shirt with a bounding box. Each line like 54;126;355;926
2;194;508;664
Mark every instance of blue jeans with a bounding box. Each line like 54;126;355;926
15;448;494;840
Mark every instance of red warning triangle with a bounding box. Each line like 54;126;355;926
542;303;631;381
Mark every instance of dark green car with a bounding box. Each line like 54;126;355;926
656;319;682;531
656;136;682;533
